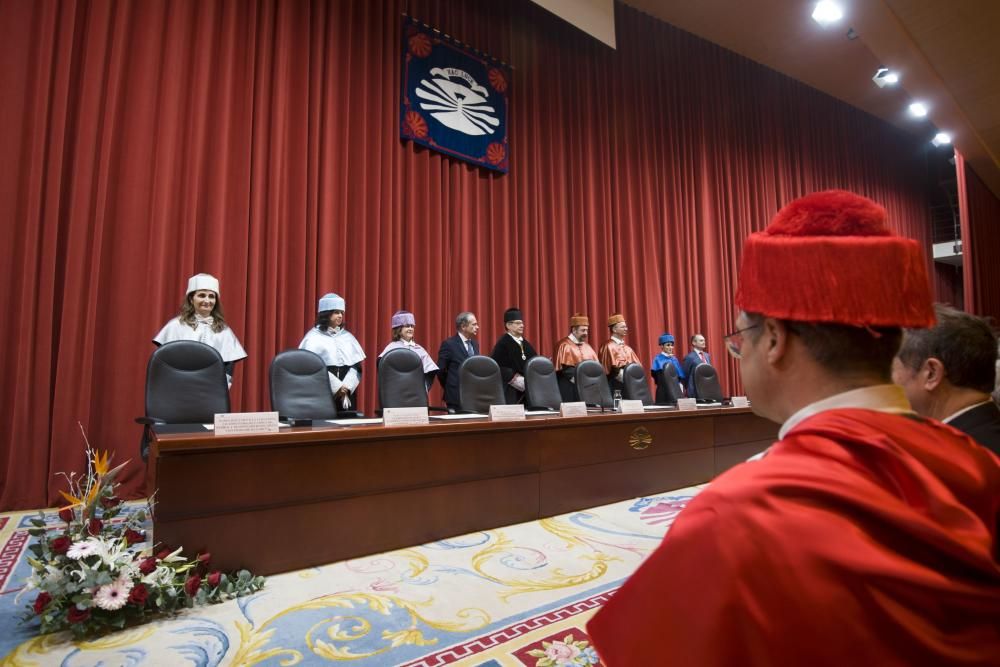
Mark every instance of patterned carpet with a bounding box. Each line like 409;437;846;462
0;486;702;666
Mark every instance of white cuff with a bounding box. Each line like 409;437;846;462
342;368;361;392
328;372;344;393
509;374;525;392
616;369;624;382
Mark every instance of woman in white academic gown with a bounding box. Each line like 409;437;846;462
153;273;247;387
378;310;439;391
298;292;366;414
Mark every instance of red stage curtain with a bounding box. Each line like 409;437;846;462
956;151;1000;321
0;0;932;510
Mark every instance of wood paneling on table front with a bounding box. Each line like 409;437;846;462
151;408;776;575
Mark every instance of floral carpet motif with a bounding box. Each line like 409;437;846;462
0;487;702;665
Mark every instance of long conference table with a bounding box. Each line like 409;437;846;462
150;407;778;575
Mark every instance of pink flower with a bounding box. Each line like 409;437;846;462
93;577;133;611
545;641;581;663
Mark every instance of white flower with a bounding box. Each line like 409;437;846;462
67;538;102;560
93;576;133;611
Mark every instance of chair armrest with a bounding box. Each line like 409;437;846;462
135;417;166;426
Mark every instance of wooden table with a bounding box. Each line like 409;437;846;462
150;408;777;575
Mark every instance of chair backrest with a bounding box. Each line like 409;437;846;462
378;348;430;409
269;349;339;420
693;363;724;402
576;360;613;408
655;363;685;405
459;355;505;413
145;340;230;423
622;362;653;405
524;356;561;410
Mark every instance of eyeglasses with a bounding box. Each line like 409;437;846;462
724;324;761;359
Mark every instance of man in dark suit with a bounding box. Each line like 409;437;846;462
437;311;480;412
893;304;1000;456
682;333;711;397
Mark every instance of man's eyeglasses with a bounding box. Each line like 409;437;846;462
724;324;761;359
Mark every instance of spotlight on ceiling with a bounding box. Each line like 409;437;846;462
908;102;928;118
811;1;844;26
872;68;899;88
931;132;952;147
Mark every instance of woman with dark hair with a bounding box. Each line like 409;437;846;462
378;310;438;391
299;292;366;413
153;273;247;387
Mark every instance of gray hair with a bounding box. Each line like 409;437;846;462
456;311;476;330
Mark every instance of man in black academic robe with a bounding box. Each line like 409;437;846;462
490;307;538;404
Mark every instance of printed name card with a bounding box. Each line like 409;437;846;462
676;398;698;412
731;396;750;408
383;407;430;427
489;404;526;422
560;402;588;418
620;400;645;414
214;412;279;435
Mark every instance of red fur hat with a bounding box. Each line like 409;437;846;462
735;190;935;328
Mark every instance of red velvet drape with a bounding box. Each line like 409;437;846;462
0;0;933;510
956;151;1000;321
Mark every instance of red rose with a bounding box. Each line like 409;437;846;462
101;496;120;509
138;556;157;574
128;583;149;606
124;529;145;545
207;571;222;588
87;518;103;536
196;552;211;565
49;535;71;554
58;508;74;523
155;545;173;560
67;606;91;624
184;574;201;597
33;592;52;614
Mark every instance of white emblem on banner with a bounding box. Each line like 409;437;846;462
417;67;499;136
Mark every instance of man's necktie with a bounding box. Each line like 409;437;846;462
466;340;474;356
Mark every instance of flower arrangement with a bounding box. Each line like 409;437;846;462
20;443;265;638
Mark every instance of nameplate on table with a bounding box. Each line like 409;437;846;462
383;407;430;427
731;396;750;408
489;404;525;422
560;402;588;418
214;412;279;435
620;400;644;414
676;398;698;411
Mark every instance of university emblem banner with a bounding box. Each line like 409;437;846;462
400;18;511;173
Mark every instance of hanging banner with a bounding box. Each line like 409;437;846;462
400;17;511;173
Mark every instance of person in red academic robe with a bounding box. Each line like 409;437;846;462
587;190;1000;666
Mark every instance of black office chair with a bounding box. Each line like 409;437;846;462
377;347;436;410
654;363;685;405
137;340;230;460
524;356;561;411
622;362;653;405
576;360;613;409
692;363;725;402
458;355;506;414
269;349;341;421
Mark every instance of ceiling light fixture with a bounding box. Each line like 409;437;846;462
908;102;928;118
872;68;899;88
812;1;844;26
931;132;952;147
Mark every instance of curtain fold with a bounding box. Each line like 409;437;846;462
956;150;1000;321
1;0;933;509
